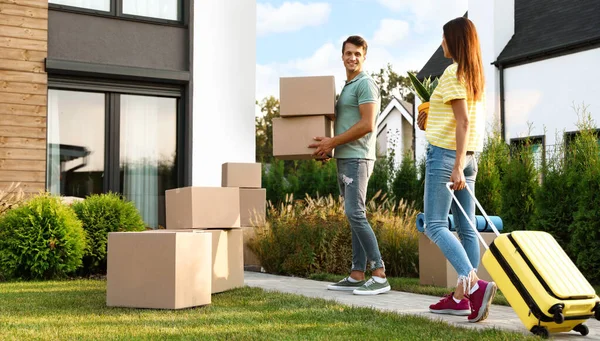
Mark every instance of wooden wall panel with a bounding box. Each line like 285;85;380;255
0;0;47;193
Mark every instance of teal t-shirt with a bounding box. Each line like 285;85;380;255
334;71;380;160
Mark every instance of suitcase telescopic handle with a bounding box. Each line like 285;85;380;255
445;182;500;250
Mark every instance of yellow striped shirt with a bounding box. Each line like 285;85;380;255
426;63;485;152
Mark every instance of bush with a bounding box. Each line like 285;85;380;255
72;193;145;275
292;160;339;200
248;192;419;278
0;194;86;280
367;155;393;202
392;151;421;211
476;132;509;216
533;142;574;252
568;110;600;283
501;140;539;232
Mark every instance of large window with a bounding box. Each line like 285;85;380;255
47;90;105;197
120;95;177;228
123;0;179;21
49;0;182;22
47;88;180;229
49;0;109;12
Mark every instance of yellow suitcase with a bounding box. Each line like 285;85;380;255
447;183;600;338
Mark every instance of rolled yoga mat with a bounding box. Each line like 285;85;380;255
416;213;503;233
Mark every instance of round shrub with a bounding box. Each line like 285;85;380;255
0;194;86;280
72;193;145;275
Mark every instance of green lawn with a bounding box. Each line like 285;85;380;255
0;280;537;341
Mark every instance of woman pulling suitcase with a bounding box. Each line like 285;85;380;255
418;16;497;323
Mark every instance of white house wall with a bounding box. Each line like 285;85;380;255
469;0;514;136
377;110;404;166
191;0;257;186
504;48;600;146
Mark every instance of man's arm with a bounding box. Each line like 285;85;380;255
333;102;377;145
309;102;377;157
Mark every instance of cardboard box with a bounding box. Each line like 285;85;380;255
418;232;496;287
279;76;336;120
167;228;244;293
242;226;261;271
166;187;240;229
206;229;244;293
106;230;212;309
272;116;334;160
222;162;262;188
240;188;266;227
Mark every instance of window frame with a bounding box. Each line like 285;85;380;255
564;129;600;150
47;77;189;200
509;134;546;168
49;0;187;27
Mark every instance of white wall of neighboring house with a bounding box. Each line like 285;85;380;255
503;48;600;146
191;0;257;186
376;99;414;167
414;96;428;162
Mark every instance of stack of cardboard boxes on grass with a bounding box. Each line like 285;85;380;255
273;76;336;159
105;163;265;310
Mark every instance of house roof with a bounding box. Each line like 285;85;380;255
377;96;413;129
417;2;600;76
415;45;452;81
496;0;600;66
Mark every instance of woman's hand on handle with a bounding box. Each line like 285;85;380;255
450;167;466;191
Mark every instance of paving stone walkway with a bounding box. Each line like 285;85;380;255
244;271;600;340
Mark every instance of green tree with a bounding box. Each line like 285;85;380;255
371;63;417;108
255;96;280;164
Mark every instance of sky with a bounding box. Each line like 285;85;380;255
255;0;468;113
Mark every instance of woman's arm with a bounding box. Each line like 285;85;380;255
451;99;469;190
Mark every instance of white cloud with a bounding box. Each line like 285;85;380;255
255;40;436;107
373;19;410;46
377;0;468;33
257;2;331;36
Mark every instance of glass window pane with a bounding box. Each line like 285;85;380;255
49;0;110;12
47;90;105;198
120;95;177;229
122;0;179;20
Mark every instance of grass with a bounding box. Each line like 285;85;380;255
309;273;600;307
0;279;538;341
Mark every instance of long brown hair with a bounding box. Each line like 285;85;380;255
443;17;484;101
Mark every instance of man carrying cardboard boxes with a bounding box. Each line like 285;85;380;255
309;35;390;296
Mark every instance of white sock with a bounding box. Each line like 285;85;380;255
469;282;480;295
347;276;360;283
452;296;462;304
372;276;386;283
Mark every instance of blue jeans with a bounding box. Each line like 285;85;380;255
336;158;384;272
424;144;480;280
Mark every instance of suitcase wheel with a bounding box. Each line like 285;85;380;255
573;324;589;336
530;326;549;339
